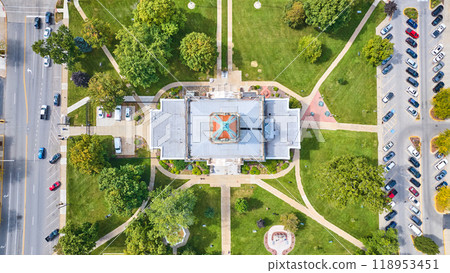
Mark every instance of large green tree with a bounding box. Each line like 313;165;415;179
179;32;218;72
316;155;388;213
133;0;185;28
82;18;112;48
69;134;110;175
87;72;130;113
148;188;197;244
435;186;450;213
362;36;394;66
31;25;80;69
413;236;440;255
56;221;98;255
235;198;248;213
435;129;450;155
432;88;450;120
297;34;322;63
124;214;168;255
284;0;306;29
99;164;148;216
304;0;353;31
362;229;399;255
280;213;299;233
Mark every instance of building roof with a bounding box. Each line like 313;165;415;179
210;113;240;143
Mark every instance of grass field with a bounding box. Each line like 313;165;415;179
153;170;189;190
319;3;385;125
230;185;360;255
179;185;222;254
262;168;304;205
233;0;373;96
300;130;379;239
90;233;127;255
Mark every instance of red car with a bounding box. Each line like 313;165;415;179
106;112;112;118
409;186;419;197
49;181;61;191
406;28;419;39
387;189;398;199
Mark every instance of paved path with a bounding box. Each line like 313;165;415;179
67;96;89;113
316;121;378;132
227;0;232;71
220;185;231;255
216;0;222;77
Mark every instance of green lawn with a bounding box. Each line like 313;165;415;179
222;0;228;70
153;169;189;190
67;103;96;126
178;185;222;254
262;169;304;206
300;130;379;239
230;185;360;255
233;0;373;96
90;233;127;255
319;3;385;125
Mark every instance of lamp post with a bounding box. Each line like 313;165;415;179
188;1;195;9
254;0;261;9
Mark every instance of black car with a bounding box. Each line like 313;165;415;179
384;179;397;191
407;77;419;87
406;48;417;59
382;111;394;122
435;170;447;181
406;37;417;48
432;14;443;26
384;33;393;41
410;178;421;188
433;82;444;93
408;166;421;178
435;181;448;191
385;221;397;231
408;98;419;108
45;12;52;24
406;67;419;78
383;151;396;163
34;17;41;29
381;54;393;65
431;5;444;17
49;153;61;164
411;215;422;226
432;71;444;83
407;19;418;29
45;229;59;242
382;64;394;75
53;93;60;106
409;156;420;167
384;210;398;221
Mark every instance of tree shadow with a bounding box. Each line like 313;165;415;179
315;43;333;64
248;197;263;211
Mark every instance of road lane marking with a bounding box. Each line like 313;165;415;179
46;216;58;229
21;134;28;255
46;198;58;207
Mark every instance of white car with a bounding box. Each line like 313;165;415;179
125;107;132;121
409;195;420;207
43;55;50;67
408;223;423;236
406;86;418;97
114;105;122;121
407;145;421;159
406;106;418;117
433;52;445;63
383;141;394;152
380;24;393;35
388;201;396;208
43;27;52;39
406;58;418;69
435;158;448;170
431;23;446;38
98;107;104;119
431;44;444;55
409;205;421;216
384;161;396;172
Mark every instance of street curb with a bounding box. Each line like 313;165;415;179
0;0;7;79
429;107;445;121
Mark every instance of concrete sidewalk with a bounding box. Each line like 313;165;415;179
0;0;7;78
67;97;89;113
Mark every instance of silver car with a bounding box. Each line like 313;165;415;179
43;55;50;67
380;24;393;35
433;61;445;73
43;27;52;39
409;205;421;216
383;141;394;152
433;52;445;63
406;58;418;69
407;106;418;117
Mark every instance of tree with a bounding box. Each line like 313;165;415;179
280;213;299;233
179;32;218;72
304;0;353;31
114;23;173;88
432;88;450;120
362;36;394;66
284;0;306;29
384;1;397;17
71;71;91;88
235;198;248;213
31;25;80;69
435;186;450;213
435;129;450;155
82;18;112;48
134;0;185;28
317;155;388;213
297;35;322;63
204;207;215;218
87;73;130;113
362;229;399;255
99;164;148;216
56;221;98;255
74;36;92;53
69;134;110;174
413;236;440;255
124;214;168;255
147;188;197;244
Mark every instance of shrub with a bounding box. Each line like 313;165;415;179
74;36;92;53
235;198;248;213
297;35;322;63
71;71;91;88
241;165;250;174
283;0;306;29
273;87;279;91
413;236;440;255
204;207;215;218
275;93;280;97
289;97;302;109
249;166;261;175
281;163;289;170
192;166;202;175
172;160;187;172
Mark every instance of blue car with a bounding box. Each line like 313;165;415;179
406;48;417;59
384;179;397;191
383;151;396;163
385;221;397;231
382;111;394;122
38;147;45;159
435;170;447;181
382;64;394;75
407;77;419;87
409;166;421;178
408;98;419;108
407;19;418;29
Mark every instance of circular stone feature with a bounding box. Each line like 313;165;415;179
264;225;295;255
254;1;261;9
188;1;196;9
251;61;258;67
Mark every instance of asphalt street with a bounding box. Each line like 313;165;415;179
378;0;450;255
0;0;62;255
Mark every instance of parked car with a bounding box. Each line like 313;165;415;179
407;18;418;29
106;112;112;118
433;82;444;93
387;188;398;199
436;152;444;159
411;215;422;226
406;28;419;39
43;27;52;39
98;107;104;119
435;181;448;191
384;33;393;41
406;67;419;78
382;92;394;103
383;151;396;162
406;37;417;48
382;64;394;75
409;205;421;216
432;5;444;17
433;52;445;63
407;77;419;87
432;14;443;26
43;56;50;67
45;11;52;24
380;23;393;35
406;58;418;69
53;93;60;106
408;98;419;108
384;180;397;191
432;44;444;55
406;86;418;97
384;161;396;172
382;111;394;122
406;106;418;117
408;145;421;159
409;186;419;197
388;201;396;208
432;24;447;38
385;221;397;231
45;229;59;242
435;159;448;170
49;153;61;164
384;210;397;221
383;141;394;152
381;54;393;65
433;61;445;73
125;107;132;121
409;156;420;168
408;223;423;236
34;17;41;29
409;195;420;206
409;178;421;188
408;166;421;178
38;147;45;159
115;105;122;121
435;170;447;181
433;71;444;83
49;181;61;191
406;48;417;59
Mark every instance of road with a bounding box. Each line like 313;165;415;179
0;0;62;255
378;0;450;254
